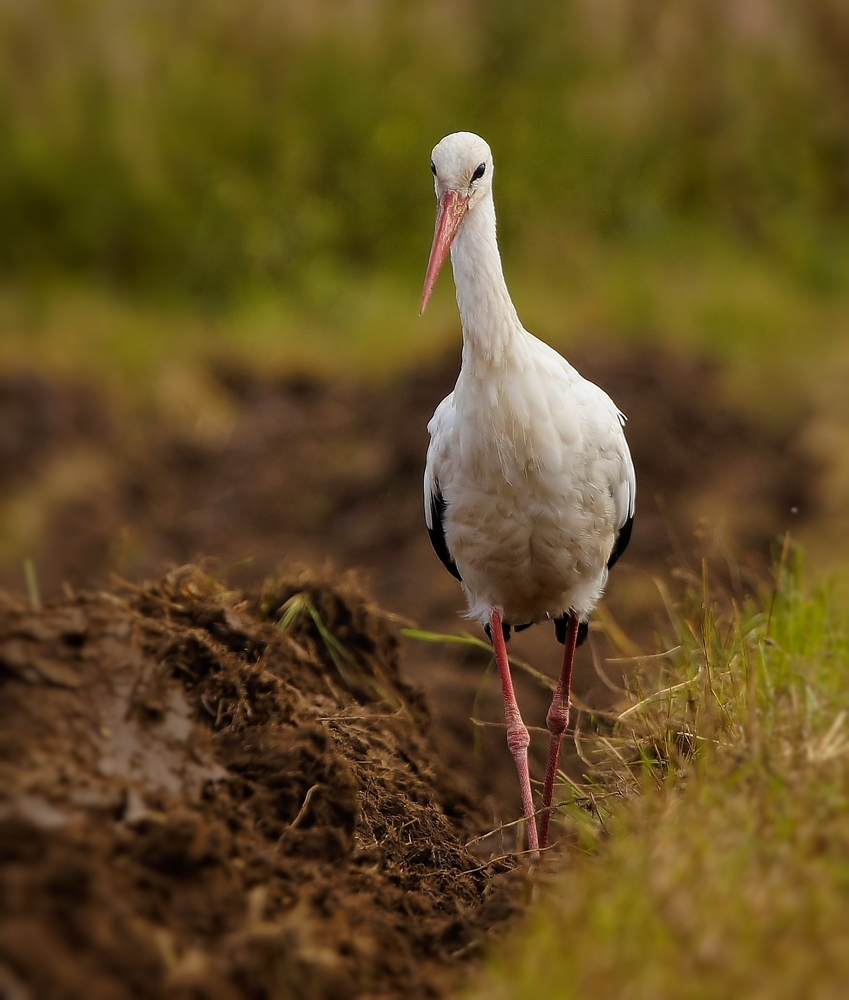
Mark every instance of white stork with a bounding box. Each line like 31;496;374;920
421;132;635;856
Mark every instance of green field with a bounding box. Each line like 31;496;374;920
4;1;849;369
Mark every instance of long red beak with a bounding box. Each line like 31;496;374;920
420;190;469;314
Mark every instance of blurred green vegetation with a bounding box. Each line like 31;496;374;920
3;0;849;309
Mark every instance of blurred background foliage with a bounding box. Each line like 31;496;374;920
2;0;849;577
3;0;849;307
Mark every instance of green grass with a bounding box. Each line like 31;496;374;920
2;222;847;408
4;0;849;308
471;547;849;998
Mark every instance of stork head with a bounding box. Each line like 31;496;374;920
421;131;494;313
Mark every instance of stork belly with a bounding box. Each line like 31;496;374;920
446;490;614;623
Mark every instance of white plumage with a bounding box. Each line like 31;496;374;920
423;132;634;631
420;132;636;856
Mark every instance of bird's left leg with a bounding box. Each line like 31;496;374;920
490;607;540;859
538;613;580;849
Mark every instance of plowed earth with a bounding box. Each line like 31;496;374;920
0;567;523;1000
0;347;819;816
0;347;820;998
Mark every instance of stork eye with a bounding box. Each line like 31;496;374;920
471;162;486;182
430;160;437;176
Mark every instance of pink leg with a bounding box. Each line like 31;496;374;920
490;608;540;859
538;613;580;849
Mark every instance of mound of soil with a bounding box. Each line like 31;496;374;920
0;567;522;1000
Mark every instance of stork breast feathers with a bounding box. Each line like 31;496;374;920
424;337;634;624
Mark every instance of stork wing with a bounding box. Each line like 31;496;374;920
424;393;462;581
607;437;636;570
427;489;462;581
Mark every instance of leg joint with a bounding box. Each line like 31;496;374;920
505;716;530;756
546;699;570;738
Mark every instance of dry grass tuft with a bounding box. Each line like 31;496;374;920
473;541;849;998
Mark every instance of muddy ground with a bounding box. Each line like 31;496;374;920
0;346;818;809
0;345;820;998
0;566;525;999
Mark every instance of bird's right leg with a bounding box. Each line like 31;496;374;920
490;607;540;859
538;613;580;849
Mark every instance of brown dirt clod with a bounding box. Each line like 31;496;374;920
0;567;523;1000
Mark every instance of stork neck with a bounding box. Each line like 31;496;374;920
449;193;522;367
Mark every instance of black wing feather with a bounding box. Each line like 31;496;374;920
427;490;462;581
607;512;634;570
